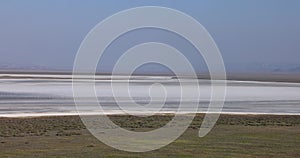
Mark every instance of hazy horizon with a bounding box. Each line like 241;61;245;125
0;0;300;74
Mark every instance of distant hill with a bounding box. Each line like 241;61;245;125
1;62;300;74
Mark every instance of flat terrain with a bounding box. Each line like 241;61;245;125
0;114;300;158
2;73;300;116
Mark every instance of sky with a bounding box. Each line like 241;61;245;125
0;0;299;73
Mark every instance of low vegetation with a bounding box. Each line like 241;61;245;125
0;114;299;157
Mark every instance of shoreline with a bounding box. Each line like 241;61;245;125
1;111;300;118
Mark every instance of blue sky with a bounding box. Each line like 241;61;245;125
0;0;299;73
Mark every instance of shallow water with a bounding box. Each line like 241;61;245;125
0;74;300;116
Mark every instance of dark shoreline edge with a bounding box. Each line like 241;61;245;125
1;113;300;125
1;114;299;137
